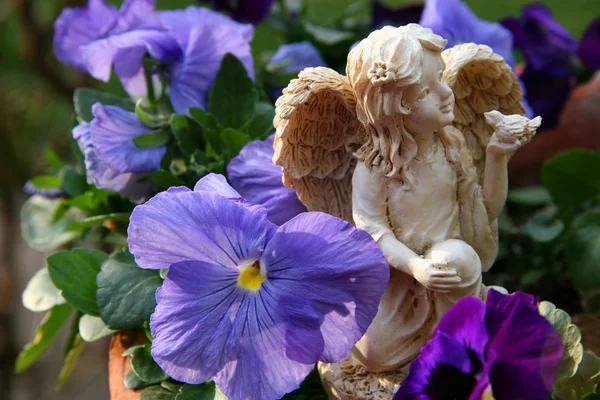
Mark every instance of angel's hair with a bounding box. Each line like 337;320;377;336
347;24;447;183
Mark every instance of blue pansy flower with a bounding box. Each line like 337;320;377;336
127;174;390;400
268;41;327;74
394;290;563;400
72;123;153;202
198;0;274;24
227;135;307;225
419;0;515;67
23;182;64;199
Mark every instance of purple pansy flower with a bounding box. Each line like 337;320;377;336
419;0;515;67
394;290;563;400
127;174;389;400
53;0;175;95
372;2;424;29
23;181;64;199
268;42;327;74
160;7;254;113
578;17;600;70
72;123;152;202
227;135;307;225
501;4;578;77
198;0;274;24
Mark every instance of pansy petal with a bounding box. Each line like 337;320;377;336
578;17;600;70
394;332;475;399
90;104;165;174
435;296;489;359
373;2;423;29
72;123;152;202
128;190;273;269
110;0;157;33
169;23;254;114
227;135;307;225
193;173;242;199
160;6;254;48
268;42;327;73
261;212;389;362
82;29;179;84
151;260;314;400
485;290;563;400
53;0;117;70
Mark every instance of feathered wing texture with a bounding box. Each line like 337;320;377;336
442;43;526;183
273;67;365;223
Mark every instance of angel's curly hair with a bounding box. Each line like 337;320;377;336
347;24;447;184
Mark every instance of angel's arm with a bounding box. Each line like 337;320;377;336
352;162;421;275
482;152;508;218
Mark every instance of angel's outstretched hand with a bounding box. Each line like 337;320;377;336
407;257;462;293
485;110;542;155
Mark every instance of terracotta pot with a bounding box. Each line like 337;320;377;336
108;330;148;400
508;72;600;186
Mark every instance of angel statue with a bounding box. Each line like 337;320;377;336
273;24;541;399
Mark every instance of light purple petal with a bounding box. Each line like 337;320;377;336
53;0;117;70
90;104;165;174
169;23;254;114
128;190;273;269
394;332;474;399
261;212;389;362
485;290;563;400
151;259;314;400
81;29;180;84
193;173;242;199
268;41;327;73
227;135;307;225
109;0;158;33
72;123;152;202
160;6;254;48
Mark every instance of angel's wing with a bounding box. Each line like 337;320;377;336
443;43;527;182
273;67;365;223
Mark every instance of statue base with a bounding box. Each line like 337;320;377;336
318;353;409;400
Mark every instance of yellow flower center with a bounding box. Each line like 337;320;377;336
480;385;495;400
237;260;264;291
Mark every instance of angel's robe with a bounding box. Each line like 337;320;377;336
350;126;497;372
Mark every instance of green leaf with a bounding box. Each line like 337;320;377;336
45;149;64;170
47;248;109;316
161;381;183;393
542;149;600;208
141;386;177;400
146;170;186;192
57;331;84;389
60;165;89;196
188;108;222;154
176;382;228;400
170;114;205;156
132;344;169;384
220;128;250;160
124;370;153;390
74;88;135;124
29;175;61;189
21;196;84;251
520;207;565;243
14;304;73;373
565;209;600;289
133;127;171;149
97;251;162;330
136;99;164;128
301;21;355;45
22;267;65;312
209;54;257;129
79;314;116;342
242;107;275;139
507;186;552;206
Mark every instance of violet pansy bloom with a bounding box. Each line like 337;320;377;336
72;123;152;202
395;290;563;400
419;0;515;67
198;0;274;24
160;7;254;113
372;2;423;29
578;17;600;70
268;42;327;74
227;135;307;225
23;182;64;199
127;174;389;400
501;4;578;77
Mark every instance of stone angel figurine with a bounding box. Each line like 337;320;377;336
273;24;541;399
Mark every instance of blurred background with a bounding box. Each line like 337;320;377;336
0;0;598;399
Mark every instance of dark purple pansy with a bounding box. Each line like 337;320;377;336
372;1;423;29
394;290;563;400
127;174;389;400
227;135;307;225
501;4;578;77
198;0;274;24
578;17;600;70
419;0;515;67
72;123;153;202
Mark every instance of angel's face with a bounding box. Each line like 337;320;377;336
403;49;455;134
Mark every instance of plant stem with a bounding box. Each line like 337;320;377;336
143;59;157;111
